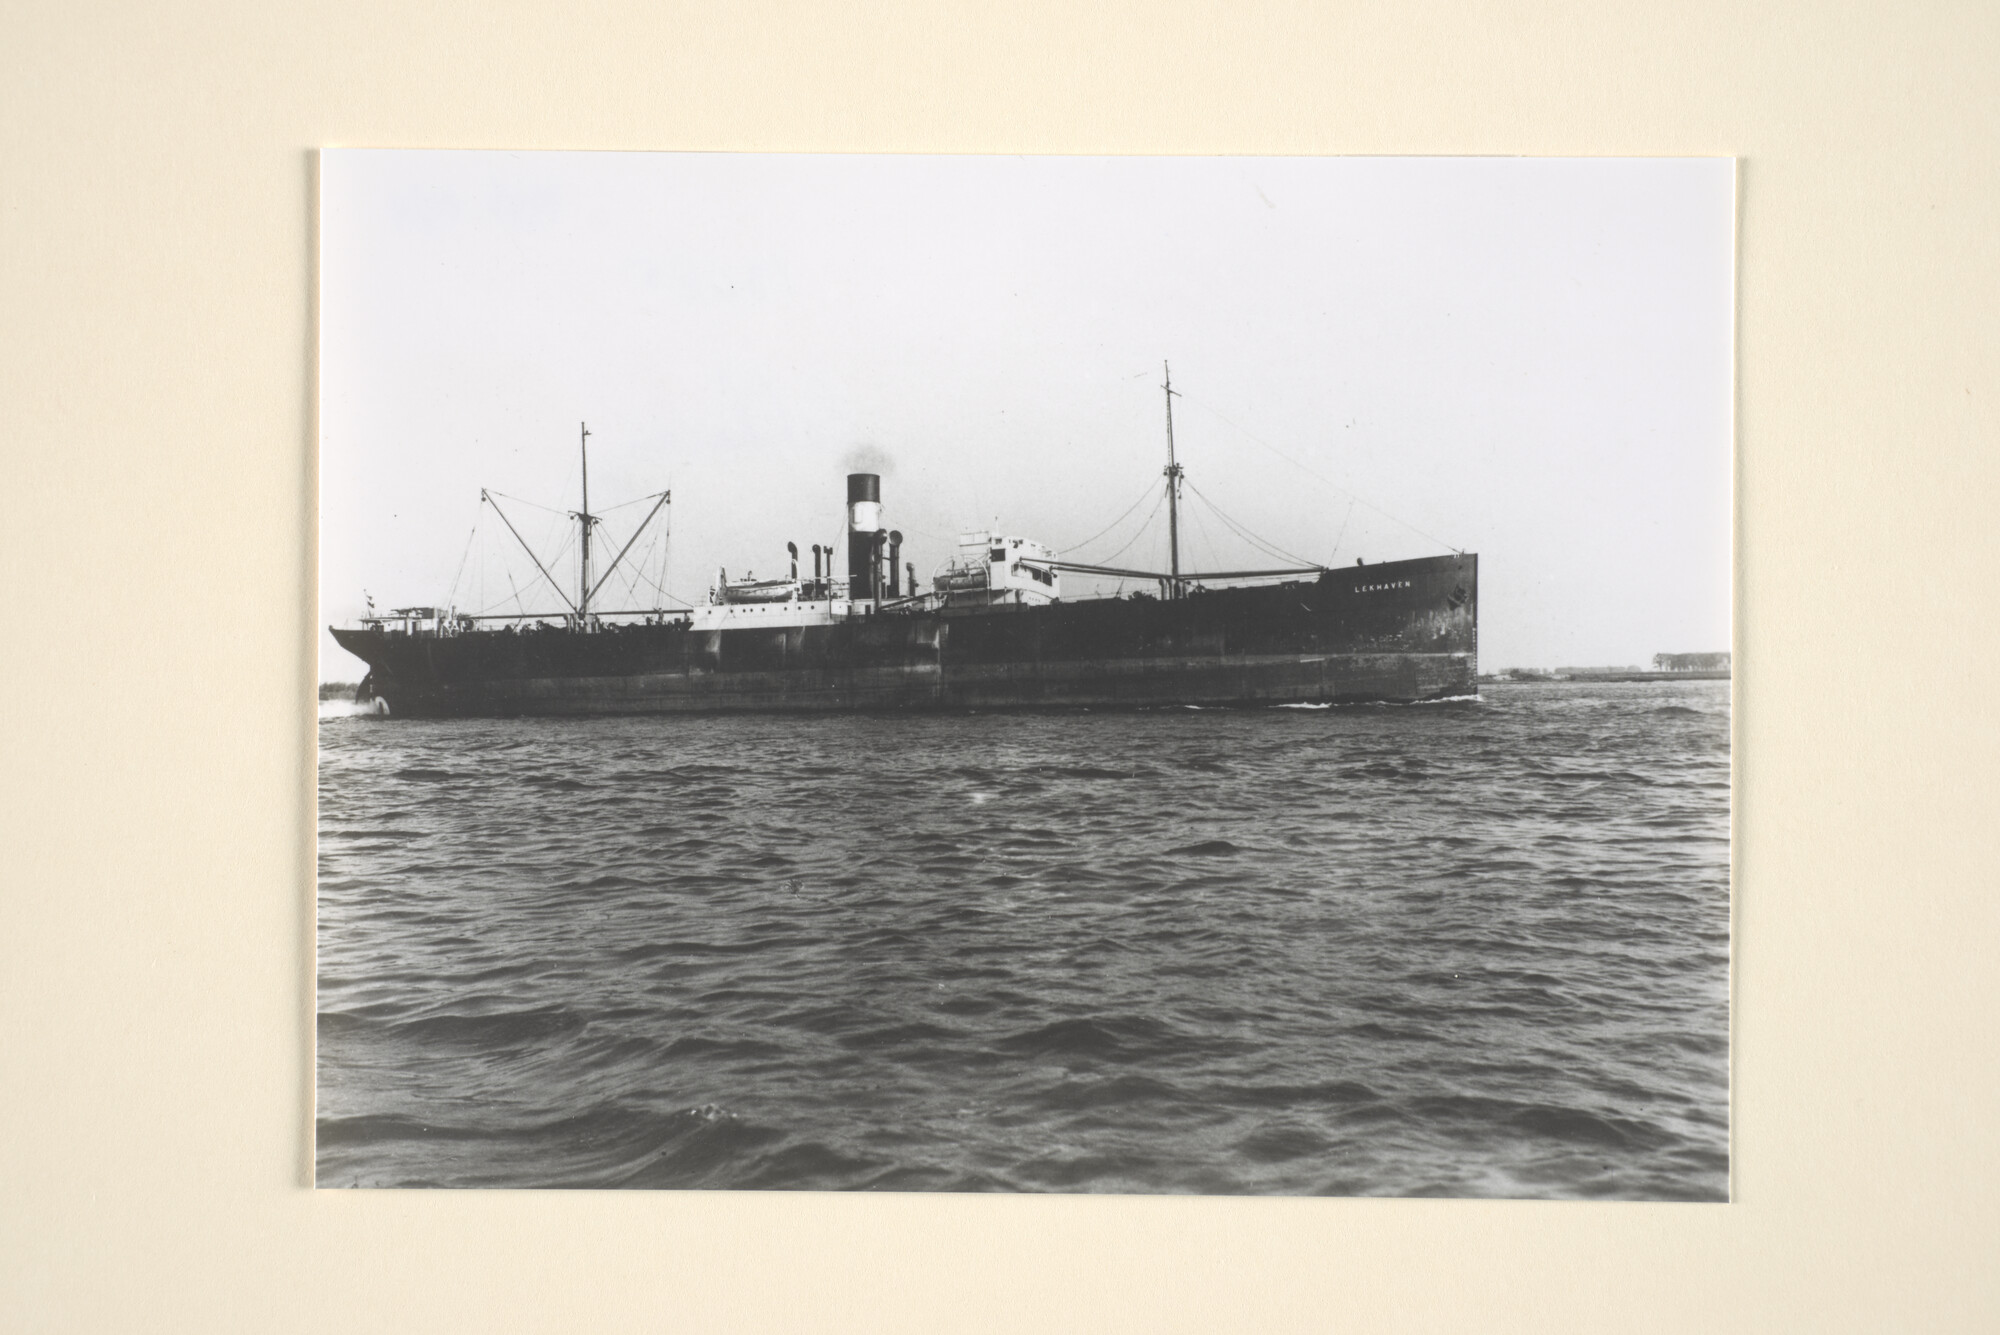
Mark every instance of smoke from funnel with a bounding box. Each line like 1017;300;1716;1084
841;443;896;476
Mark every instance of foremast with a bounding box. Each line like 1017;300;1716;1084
1163;361;1184;600
473;424;671;630
572;422;597;625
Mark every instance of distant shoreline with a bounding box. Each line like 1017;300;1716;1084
1480;672;1730;685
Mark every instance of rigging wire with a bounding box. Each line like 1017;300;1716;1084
442;505;483;610
463;583;535;617
659;518;677;609
1328;498;1356;563
895;524;956;546
1184;479;1296;563
461;568;535;619
1182;479;1317;567
461;508;552;616
548;517;578;560
598;507;686;609
1095;490;1168;566
1184;502;1222;578
449;486;682;620
1181;479;1287;564
496;513;577;611
484;489;570;518
595;490;670;514
557;489;676;611
654;517;679;611
1057;479;1161;555
610;525;658;609
640;519;670;611
618;519;691;608
600;515;648;611
1177;393;1463;554
627;526;664;612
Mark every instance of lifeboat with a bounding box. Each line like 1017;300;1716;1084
720;577;801;605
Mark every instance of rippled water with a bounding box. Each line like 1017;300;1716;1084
316;681;1730;1197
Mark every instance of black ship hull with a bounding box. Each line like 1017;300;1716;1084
331;554;1476;717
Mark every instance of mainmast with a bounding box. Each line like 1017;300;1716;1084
1163;361;1184;599
577;421;593;625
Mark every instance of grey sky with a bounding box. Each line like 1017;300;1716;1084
320;152;1731;679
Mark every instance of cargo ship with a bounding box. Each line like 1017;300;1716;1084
330;370;1477;715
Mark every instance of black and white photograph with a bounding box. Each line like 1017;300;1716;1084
316;151;1733;1196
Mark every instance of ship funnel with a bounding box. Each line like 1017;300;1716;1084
846;473;881;599
788;541;798;581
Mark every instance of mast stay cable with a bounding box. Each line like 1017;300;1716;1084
442;505;483;611
1058;478;1159;556
1094;490;1167;567
1328;498;1357;563
1181;478;1316;568
483;490;578;614
584;490;672;606
483;489;569;517
1177;393;1462;554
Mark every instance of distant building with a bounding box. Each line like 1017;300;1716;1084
1653;652;1731;672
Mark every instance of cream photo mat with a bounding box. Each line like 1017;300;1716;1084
4;1;1995;1330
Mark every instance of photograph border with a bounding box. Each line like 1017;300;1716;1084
309;148;1736;1200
